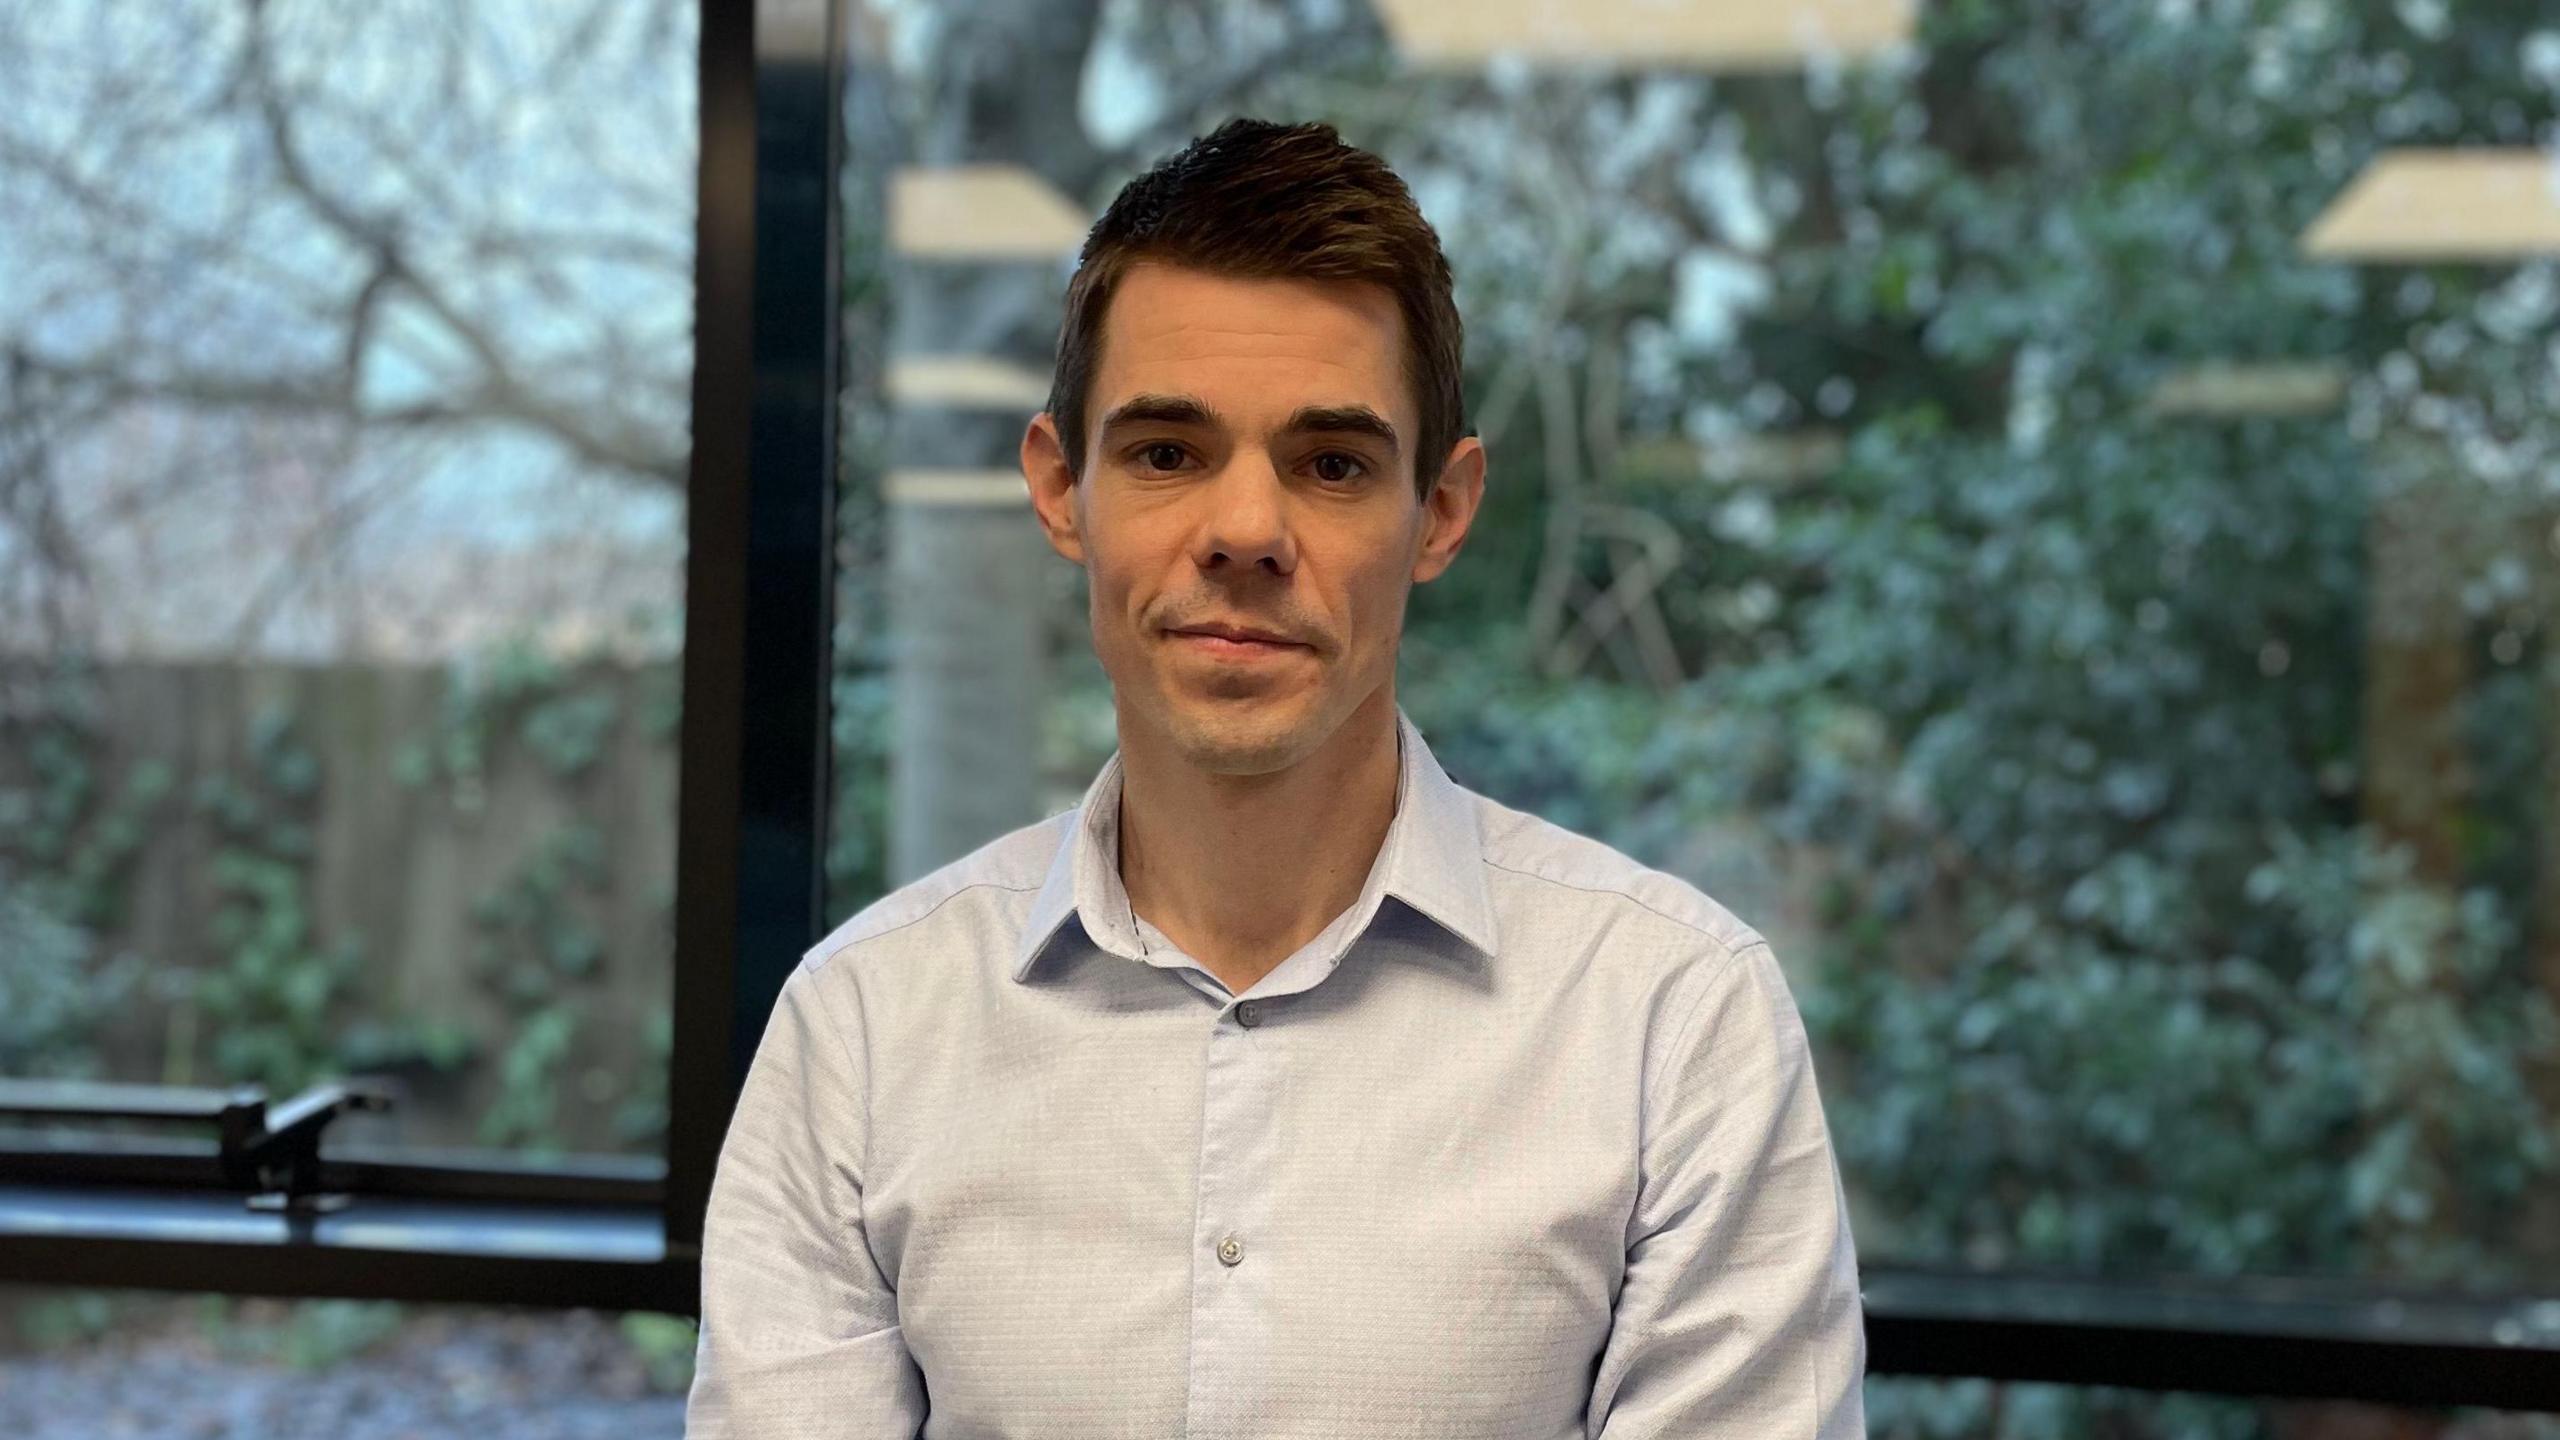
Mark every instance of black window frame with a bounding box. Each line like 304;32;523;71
0;0;2553;1415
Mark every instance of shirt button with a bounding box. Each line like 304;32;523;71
1235;1001;1261;1027
1217;1235;1244;1265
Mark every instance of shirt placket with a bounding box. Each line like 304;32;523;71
1183;970;1280;1438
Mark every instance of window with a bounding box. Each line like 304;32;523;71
0;0;775;1322
1;0;694;1149
825;0;2560;1429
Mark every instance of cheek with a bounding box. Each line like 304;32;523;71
1078;538;1154;643
1090;509;1207;616
1335;553;1413;648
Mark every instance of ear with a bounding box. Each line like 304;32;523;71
1021;411;1086;566
1410;434;1485;585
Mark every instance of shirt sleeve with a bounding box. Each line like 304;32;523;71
687;958;927;1438
1585;939;1867;1438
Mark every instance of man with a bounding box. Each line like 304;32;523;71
688;117;1865;1438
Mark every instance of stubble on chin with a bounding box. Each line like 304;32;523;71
1115;609;1345;777
1154;697;1320;778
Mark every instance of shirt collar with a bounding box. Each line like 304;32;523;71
1011;707;1498;981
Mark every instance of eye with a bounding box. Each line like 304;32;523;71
1134;442;1189;473
1311;451;1368;485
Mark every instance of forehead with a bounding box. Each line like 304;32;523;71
1092;263;1411;425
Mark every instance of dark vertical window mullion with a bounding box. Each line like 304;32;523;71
664;0;842;1266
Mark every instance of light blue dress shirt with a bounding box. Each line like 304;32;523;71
688;708;1865;1438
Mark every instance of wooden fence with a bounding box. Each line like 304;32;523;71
13;658;680;1157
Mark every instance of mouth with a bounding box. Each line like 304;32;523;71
1164;624;1311;661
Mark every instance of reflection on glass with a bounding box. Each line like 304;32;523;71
0;0;696;1161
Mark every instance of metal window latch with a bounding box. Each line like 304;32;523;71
219;1081;397;1215
0;1076;395;1216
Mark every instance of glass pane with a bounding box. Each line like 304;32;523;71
1863;1377;2560;1440
0;1;695;1160
826;0;2560;1425
0;1284;694;1436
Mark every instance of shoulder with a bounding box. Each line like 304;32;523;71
1469;791;1770;966
801;809;1070;972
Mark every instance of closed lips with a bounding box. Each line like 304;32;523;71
1172;625;1302;645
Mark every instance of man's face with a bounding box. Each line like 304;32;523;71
1023;261;1482;776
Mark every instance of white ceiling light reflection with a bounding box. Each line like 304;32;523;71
2302;149;2560;261
1373;0;1916;70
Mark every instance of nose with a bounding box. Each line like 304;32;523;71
1189;454;1297;576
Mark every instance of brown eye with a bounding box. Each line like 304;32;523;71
1139;443;1186;471
1313;452;1366;484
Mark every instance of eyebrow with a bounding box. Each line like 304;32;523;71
1096;393;1402;461
1286;404;1402;460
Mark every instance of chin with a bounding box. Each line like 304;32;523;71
1159;694;1329;776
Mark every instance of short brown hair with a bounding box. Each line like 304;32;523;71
1045;117;1466;497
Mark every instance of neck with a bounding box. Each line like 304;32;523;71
1116;687;1402;994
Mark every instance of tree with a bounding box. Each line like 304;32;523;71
0;0;693;659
